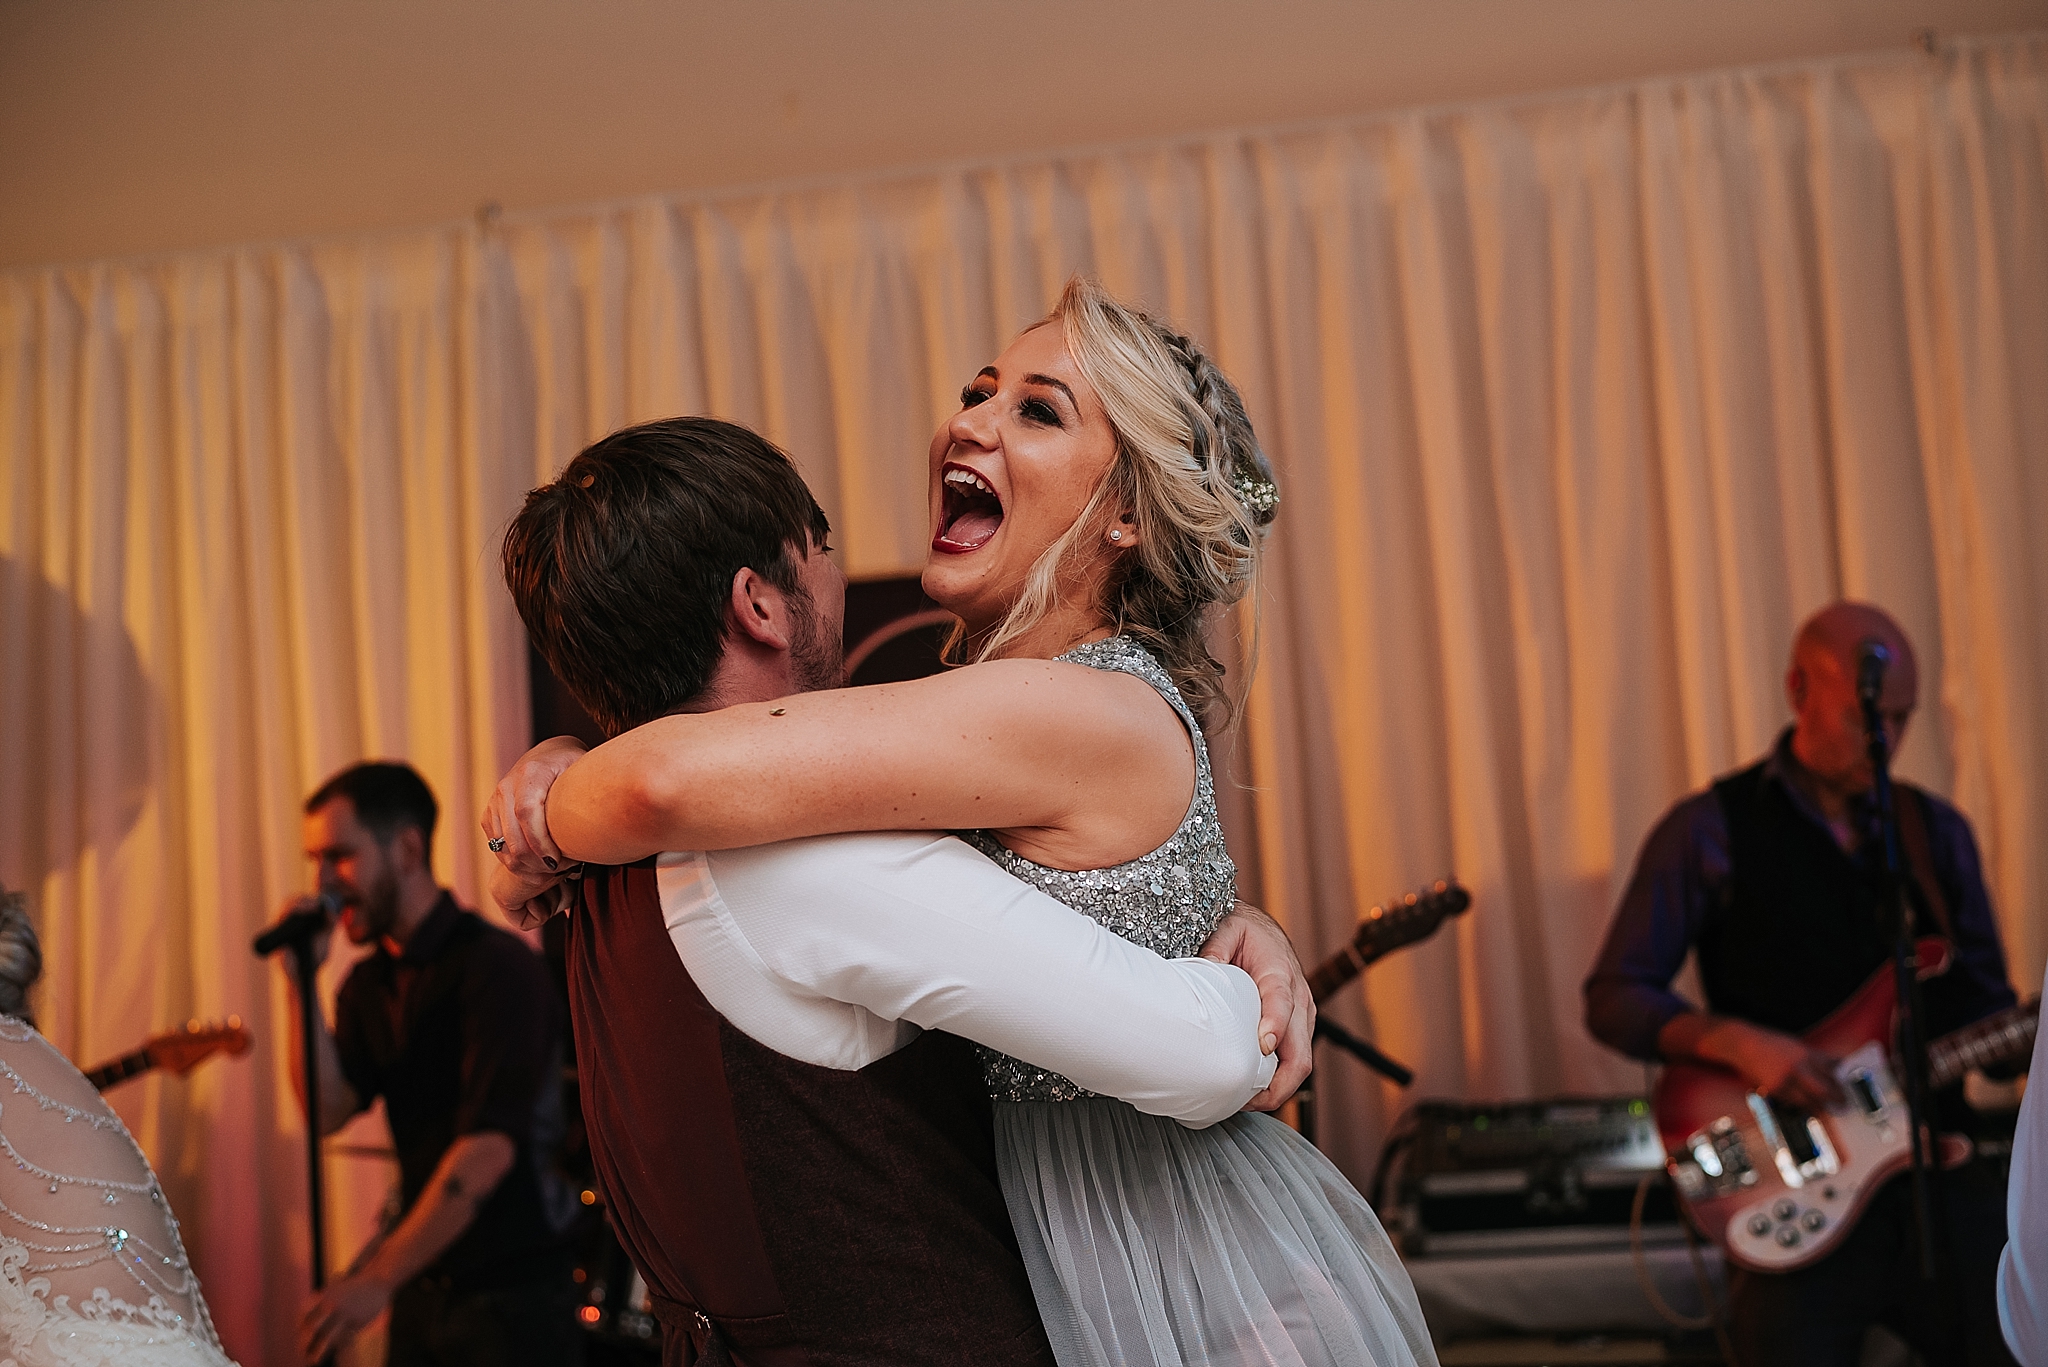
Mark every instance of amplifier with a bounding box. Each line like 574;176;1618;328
1377;1096;1680;1256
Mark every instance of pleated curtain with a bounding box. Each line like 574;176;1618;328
2;32;2043;1364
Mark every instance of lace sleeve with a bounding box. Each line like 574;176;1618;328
0;1020;234;1366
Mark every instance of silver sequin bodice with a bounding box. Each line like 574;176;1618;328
968;636;1238;1103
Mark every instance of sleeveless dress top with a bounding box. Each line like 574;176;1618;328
0;1018;236;1367
964;637;1440;1367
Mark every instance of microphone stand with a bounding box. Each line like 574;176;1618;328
1297;1020;1416;1148
1316;1019;1417;1088
253;910;332;1297
290;937;330;1296
1860;668;1940;1283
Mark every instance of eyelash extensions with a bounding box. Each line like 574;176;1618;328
956;385;1061;428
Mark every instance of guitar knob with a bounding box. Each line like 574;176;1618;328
1747;1214;1773;1238
1772;1198;1798;1222
1775;1225;1801;1247
1801;1210;1826;1232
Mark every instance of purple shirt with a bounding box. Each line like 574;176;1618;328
1584;730;2016;1062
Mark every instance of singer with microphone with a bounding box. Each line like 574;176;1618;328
263;762;579;1367
1584;602;2023;1367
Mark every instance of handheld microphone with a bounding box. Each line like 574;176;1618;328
253;891;340;957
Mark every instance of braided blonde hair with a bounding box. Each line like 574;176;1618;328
0;890;42;1021
963;277;1278;727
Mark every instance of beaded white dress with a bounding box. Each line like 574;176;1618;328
966;638;1440;1367
0;1018;235;1367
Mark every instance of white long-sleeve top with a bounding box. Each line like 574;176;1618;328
2000;960;2048;1365
653;831;1275;1127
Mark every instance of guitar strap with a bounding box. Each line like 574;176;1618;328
1894;787;1955;943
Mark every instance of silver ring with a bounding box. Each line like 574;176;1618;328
487;836;506;852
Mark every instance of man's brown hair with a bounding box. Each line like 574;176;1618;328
502;417;830;737
305;761;439;854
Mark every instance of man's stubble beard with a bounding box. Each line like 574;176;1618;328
788;594;845;696
350;860;403;944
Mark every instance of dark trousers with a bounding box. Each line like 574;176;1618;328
388;1273;587;1367
1727;1160;2015;1367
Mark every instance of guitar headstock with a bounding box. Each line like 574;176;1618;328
1349;880;1472;967
143;1017;253;1077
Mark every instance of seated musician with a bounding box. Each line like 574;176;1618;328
1584;601;2021;1367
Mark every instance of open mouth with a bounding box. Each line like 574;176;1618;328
934;464;1003;553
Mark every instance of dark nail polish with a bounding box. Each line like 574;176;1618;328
542;856;558;869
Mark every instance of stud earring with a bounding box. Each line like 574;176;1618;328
1109;529;1124;542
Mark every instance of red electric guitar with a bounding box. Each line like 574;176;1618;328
1655;940;2037;1272
82;1017;253;1093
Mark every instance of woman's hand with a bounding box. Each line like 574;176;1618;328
1199;902;1314;1112
482;735;589;880
489;863;573;932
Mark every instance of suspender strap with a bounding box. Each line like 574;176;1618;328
1894;787;1955;942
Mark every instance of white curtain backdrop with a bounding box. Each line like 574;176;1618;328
2;31;2043;1363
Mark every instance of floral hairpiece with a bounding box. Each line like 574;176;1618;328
1232;472;1280;517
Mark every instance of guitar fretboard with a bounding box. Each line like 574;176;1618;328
83;1049;153;1093
1304;882;1471;1005
1306;944;1373;1003
1928;1001;2040;1090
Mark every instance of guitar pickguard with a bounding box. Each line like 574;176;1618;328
1669;1116;1758;1199
1717;1045;1907;1269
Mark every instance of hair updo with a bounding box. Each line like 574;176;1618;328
0;890;42;1021
969;277;1279;727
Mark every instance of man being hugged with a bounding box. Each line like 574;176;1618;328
485;417;1308;1367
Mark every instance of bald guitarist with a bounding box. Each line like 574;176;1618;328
1584;602;2022;1367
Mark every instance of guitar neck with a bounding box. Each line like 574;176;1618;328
1927;1000;2040;1091
83;1049;155;1093
1305;881;1472;1005
1307;943;1375;1003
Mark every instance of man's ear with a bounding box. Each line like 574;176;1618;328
393;826;428;877
727;567;794;651
1786;663;1807;712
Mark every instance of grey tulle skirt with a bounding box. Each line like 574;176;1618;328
995;1100;1440;1367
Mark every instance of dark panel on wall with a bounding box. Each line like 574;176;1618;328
528;645;610;750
